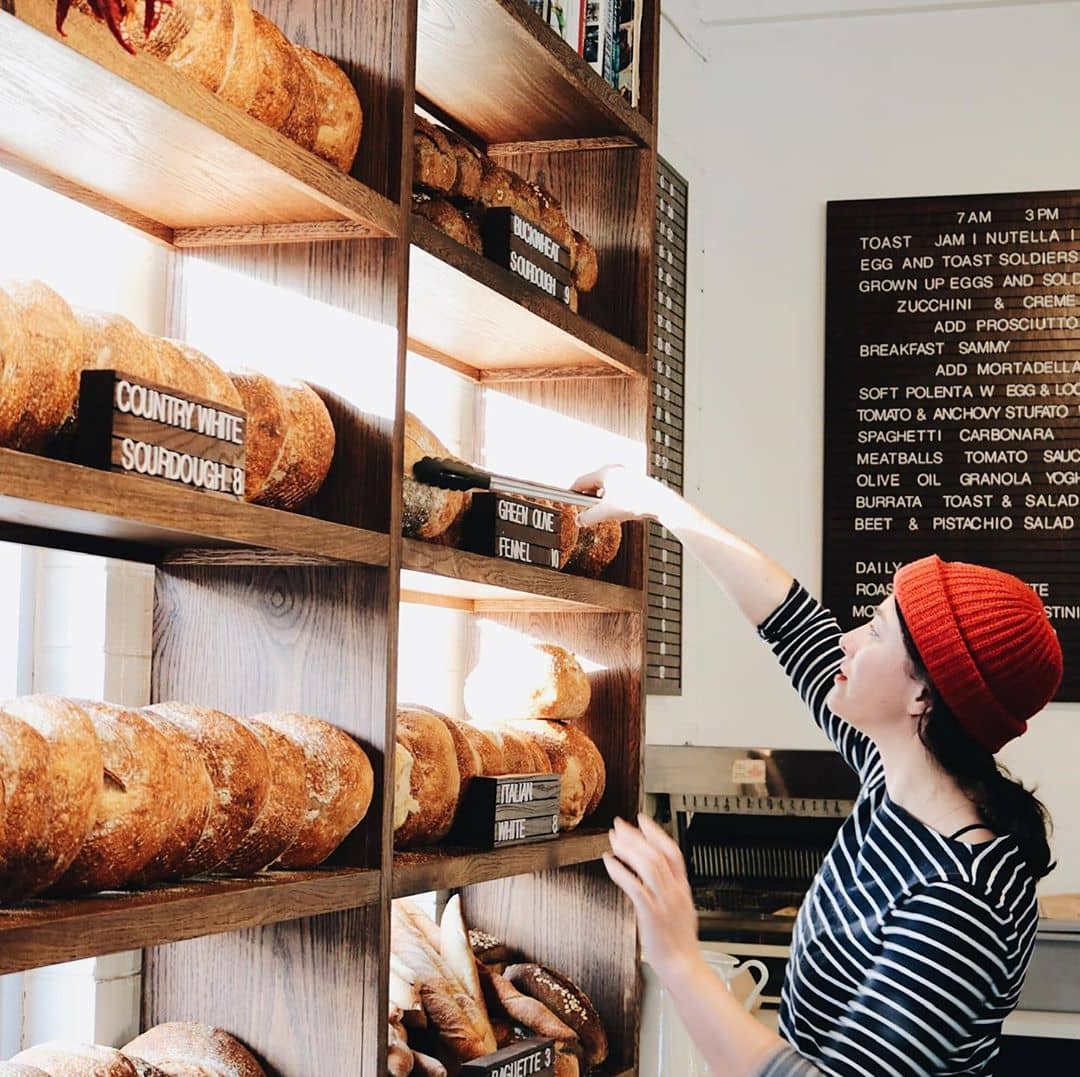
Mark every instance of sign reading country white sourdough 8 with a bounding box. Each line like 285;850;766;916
76;370;247;500
824;189;1080;698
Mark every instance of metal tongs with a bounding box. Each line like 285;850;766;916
412;458;600;509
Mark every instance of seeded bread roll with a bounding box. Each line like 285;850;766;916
0;696;102;900
564;517;622;579
216;718;307;874
144;702;271;876
51;701;181;894
402;412;469;540
413;195;483;254
394;706;461;848
2;282;85;451
465;642;591;723
252;381;335;510
11;1043;138;1077
296;47;363;172
251;712;374;868
505;964;607;1067
128;710;215;885
122;1024;265;1077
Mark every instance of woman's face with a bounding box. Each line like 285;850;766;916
826;594;927;735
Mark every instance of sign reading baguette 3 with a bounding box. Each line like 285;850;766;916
483;208;572;306
460;1037;555;1077
77;370;246;500
452;774;561;849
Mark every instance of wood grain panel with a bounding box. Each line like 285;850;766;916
153;564;391;868
462;863;640;1073
144;905;383;1077
0;870;378;977
2;6;397;237
415;0;651;147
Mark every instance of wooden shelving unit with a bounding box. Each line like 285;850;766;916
0;0;661;1073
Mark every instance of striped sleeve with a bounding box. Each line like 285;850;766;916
758;1048;825;1076
817;882;1011;1077
757;581;877;778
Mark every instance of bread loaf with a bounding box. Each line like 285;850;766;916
122;1024;265;1077
479;965;577;1043
216;718;306;874
166;341;242;409
124;1061;169;1077
2;282;84;451
476;726;535;776
227;370;286;502
0;287;33;449
441;128;484;201
158;0;235;93
504;720;591;830
144;702;270;875
78;310;161;383
387;1009;413;1077
296;47;363;172
570;230;599;293
127;710;215;885
0;708;51;902
250;712;373;868
215;0;260;111
564;517;621;579
50;701;181;894
279;53;320;152
413;117;457;193
566;723;605;817
413;195;483;254
11;1043;138;1076
0;696;102;899
409;1052;448;1077
402;412;469;540
394;707;461;847
465;642;591;722
246;12;300;130
0;1063;50;1076
505;964;608;1067
477;158;515;210
426;709;482;787
454;719;507;776
251;381;335;510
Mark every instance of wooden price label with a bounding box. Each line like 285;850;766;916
483;208;573;306
466;493;564;571
460;1037;555;1077
76;370;246;500
452;774;561;849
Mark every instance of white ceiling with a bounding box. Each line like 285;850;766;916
691;0;1078;27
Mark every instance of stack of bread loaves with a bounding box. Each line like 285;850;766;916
6;1021;265;1075
68;0;363;172
390;896;607;1076
411;116;600;307
0;280;336;509
393;642;605;848
0;695;374;905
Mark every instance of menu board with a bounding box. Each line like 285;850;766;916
825;190;1080;699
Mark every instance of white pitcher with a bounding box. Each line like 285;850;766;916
639;950;770;1077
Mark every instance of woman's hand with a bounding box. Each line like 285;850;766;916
572;465;677;527
604;813;702;980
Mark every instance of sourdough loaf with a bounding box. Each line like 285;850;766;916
564;517;621;579
51;701;181;894
452;718;507;777
252;381;335;510
413;117;456;193
570;230;599;293
0;1064;49;1076
78;310;161;383
0;708;52;902
465;642;591;722
11;1043;137;1077
144;702;270;875
394;707;461;847
0;696;102;899
122;1024;265;1077
227;370;286;502
426;709;482;787
216;718;306;874
279;52;320;152
413;195;483;254
250;711;374;868
297;47;363;172
504;720;592;830
215;0;260;111
247;12;299;130
402;412;469;540
166;341;242;409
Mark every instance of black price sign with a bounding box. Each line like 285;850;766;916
460;1038;555;1077
466;493;564;571
825;190;1080;698
76;369;246;501
483;208;573;306
452;774;561;849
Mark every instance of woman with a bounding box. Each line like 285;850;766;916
574;465;1061;1077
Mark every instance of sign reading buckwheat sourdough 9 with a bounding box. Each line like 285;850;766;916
76;369;247;500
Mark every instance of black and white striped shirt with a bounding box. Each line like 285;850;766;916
754;583;1039;1077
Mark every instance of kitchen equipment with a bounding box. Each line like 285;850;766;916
412;457;601;508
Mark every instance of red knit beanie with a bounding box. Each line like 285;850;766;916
893;555;1062;753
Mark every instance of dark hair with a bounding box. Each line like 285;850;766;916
894;602;1055;879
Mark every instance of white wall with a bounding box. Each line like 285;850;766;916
650;0;1080;893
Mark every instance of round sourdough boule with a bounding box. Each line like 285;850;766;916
143;703;271;876
296;47;363;173
402;412;468;540
163;0;235;94
477;726;534;776
252;381;335;510
125;1062;170;1077
216;718;306;874
128;710;215;885
423;707;481;786
505;720;589;830
564;518;621;579
394;706;461;848
0;286;33;448
465;641;591;723
565;724;606;818
228;370;287;502
151;337;211;397
505;963;608;1067
455;719;507;777
4;281;84;450
166;342;241;410
216;0;261;112
0;708;51;902
11;1042;138;1076
251;712;374;868
246;12;301;130
77;310;161;383
50;701;181;894
0;696;102;899
123;1024;265;1077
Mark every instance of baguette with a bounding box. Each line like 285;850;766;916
440;895;494;1044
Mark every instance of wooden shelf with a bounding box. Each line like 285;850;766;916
0;5;398;246
392;829;611;898
409;217;649;379
415;0;651;149
0;450;390;567
400;539;642;612
0;869;380;976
